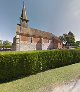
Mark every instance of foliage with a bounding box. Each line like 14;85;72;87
59;31;75;46
0;50;80;81
0;63;80;92
67;32;75;46
0;40;12;50
0;40;2;46
3;40;12;48
75;41;80;47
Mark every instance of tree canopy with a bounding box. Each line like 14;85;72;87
0;40;12;50
59;31;75;46
3;40;12;48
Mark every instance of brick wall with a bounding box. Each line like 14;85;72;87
21;36;28;41
13;25;63;51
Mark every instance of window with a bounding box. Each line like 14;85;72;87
60;43;62;45
29;37;32;43
48;39;49;43
31;37;32;43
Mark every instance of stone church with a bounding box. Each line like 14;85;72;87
12;2;63;51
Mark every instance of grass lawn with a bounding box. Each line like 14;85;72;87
0;63;80;92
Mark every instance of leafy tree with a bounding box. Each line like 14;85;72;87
75;41;80;47
59;31;75;46
0;40;3;48
67;32;75;46
0;40;12;51
3;40;12;48
59;36;64;41
0;40;2;45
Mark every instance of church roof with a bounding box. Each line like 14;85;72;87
31;28;62;42
16;25;61;42
30;28;53;39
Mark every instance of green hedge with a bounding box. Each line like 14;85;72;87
0;50;80;82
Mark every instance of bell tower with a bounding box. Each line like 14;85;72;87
20;1;29;28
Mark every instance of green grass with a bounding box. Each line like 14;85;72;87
0;63;80;92
75;47;80;50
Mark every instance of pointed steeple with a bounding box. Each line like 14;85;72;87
20;1;29;28
21;1;29;21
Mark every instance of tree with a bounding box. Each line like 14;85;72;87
0;40;3;48
59;36;64;41
59;31;75;46
67;32;75;46
0;40;2;45
75;41;80;47
3;40;12;48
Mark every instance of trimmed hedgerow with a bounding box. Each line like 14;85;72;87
0;50;80;81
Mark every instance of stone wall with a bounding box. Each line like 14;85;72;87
13;34;63;51
58;43;63;49
12;25;63;51
18;40;54;51
19;42;36;51
42;39;54;50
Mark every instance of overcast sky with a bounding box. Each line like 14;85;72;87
0;0;80;42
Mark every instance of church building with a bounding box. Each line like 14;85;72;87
12;2;63;51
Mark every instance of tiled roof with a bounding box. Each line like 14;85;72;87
17;25;61;41
30;28;62;42
30;28;53;39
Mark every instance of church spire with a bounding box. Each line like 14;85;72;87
21;1;28;21
20;1;29;28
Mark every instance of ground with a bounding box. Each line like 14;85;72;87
0;63;80;92
52;79;80;92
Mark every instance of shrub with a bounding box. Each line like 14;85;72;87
0;50;80;81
